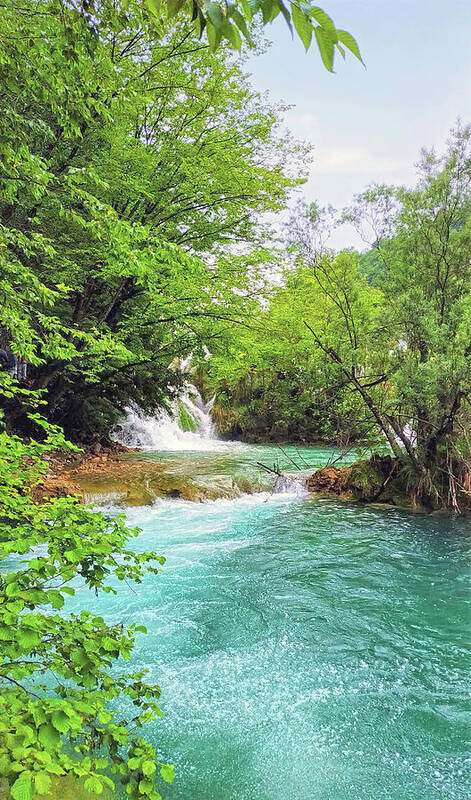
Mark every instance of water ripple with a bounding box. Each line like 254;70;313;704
71;488;470;799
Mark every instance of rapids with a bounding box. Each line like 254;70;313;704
67;403;471;799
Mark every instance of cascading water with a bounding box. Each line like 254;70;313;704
113;385;229;452
110;385;308;499
111;382;310;498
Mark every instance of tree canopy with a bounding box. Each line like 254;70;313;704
204;126;471;509
0;0;308;441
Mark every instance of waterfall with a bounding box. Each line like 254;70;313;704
113;385;228;452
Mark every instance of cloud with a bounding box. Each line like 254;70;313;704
285;111;320;137
283;107;414;182
310;146;410;177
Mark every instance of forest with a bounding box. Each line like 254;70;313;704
0;2;470;800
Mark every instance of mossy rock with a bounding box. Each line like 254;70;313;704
177;401;198;432
347;458;387;498
308;455;416;509
211;404;244;439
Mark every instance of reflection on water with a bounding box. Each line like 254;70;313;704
79;443;354;506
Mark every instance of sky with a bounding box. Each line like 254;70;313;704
246;0;471;249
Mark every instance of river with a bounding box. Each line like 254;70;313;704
68;405;470;799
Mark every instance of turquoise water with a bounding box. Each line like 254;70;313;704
122;442;356;498
75;446;470;799
80;443;356;505
130;441;356;477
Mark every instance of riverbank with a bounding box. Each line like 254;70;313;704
307;455;471;514
32;442;132;503
34;445;470;514
307;456;419;510
33;446;229;505
33;442;274;506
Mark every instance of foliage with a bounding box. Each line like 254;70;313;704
0;0;306;441
293;125;471;509
202;127;471;512
0;375;178;799
145;0;363;69
201;253;380;445
0;8;222;794
358;247;385;285
177;400;198;431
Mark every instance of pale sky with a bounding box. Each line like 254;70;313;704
247;0;471;249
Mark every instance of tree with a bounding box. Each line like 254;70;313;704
0;425;174;800
297;126;471;510
0;0;306;441
202;254;378;446
0;149;183;800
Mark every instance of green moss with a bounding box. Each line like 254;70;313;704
347;459;385;497
177;401;198;432
345;456;417;507
211;404;244;439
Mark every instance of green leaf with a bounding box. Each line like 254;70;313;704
84;776;104;795
261;2;280;23
17;723;34;744
6;598;24;613
241;0;258;20
50;591;64;609
142;760;156;776
291;3;312;50
51;711;70;734
33;772;52;796
71;647;89;666
6;581;20;597
146;0;162;16
206;21;222;51
336;29;364;63
205;1;224;28
309;6;335;30
231;9;250;38
159;763;175;784
276;0;293;33
166;0;186;19
222;20;242;49
38;723;60;749
314;25;334;71
10;773;33;800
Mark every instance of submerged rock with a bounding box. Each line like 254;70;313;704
35;448;271;507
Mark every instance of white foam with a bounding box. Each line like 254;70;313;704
119;490;303;528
